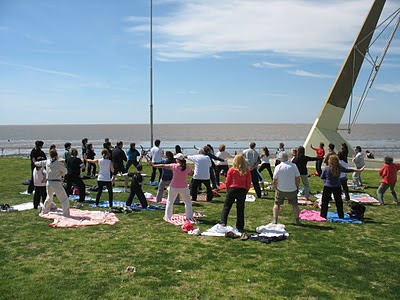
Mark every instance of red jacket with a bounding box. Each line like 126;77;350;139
379;163;400;185
311;146;325;158
225;168;251;191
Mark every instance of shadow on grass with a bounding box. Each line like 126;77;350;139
301;224;334;231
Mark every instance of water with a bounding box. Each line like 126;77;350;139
0;123;399;158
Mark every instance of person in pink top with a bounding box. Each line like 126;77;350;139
152;153;193;221
377;156;400;205
220;154;251;231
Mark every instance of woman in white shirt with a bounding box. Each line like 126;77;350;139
215;144;234;186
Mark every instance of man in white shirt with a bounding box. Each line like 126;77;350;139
271;152;302;225
243;142;262;198
352;146;365;187
187;149;213;202
150;139;163;182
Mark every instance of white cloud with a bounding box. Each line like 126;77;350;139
0;61;80;78
287;69;334;78
127;0;395;60
252;61;293;68
375;83;400;93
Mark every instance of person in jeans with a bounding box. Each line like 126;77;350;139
220;154;251;231
154;151;179;204
292;146;319;200
152;153;193;221
87;149;114;207
243;142;262;198
376;156;400;205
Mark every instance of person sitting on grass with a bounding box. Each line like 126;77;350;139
35;149;70;217
152;153;193;222
86;149;114;208
320;155;363;219
125;165;148;209
376;156;400;205
220;154;251;232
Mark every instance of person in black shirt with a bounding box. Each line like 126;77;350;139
125;165;148;208
292;146;319;200
81;138;88;169
112;141;129;191
65;148;86;202
27;141;47;194
86;143;96;178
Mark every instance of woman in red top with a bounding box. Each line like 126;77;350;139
310;142;325;176
377;156;400;205
220;154;251;231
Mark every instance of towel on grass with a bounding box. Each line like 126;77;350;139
166;211;205;226
297;197;313;205
349;193;380;204
327;212;362;224
11;201;34;211
246;195;256;202
201;224;242;237
40;208;119;228
89;201;165;210
68;195;96;201
20;191;32;195
256;223;289;237
299;210;327;222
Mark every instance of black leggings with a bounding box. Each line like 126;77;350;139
126;186;148;208
221;188;246;230
216;165;229;186
96;181;113;207
321;186;344;218
258;163;273;180
66;175;86;202
33;186;47;209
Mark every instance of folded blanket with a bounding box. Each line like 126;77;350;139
40;208;119;228
299;210;327;222
326;212;363;224
256;223;289;237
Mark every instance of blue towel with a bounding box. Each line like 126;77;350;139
327;212;362;224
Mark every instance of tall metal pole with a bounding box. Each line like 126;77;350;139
150;0;154;148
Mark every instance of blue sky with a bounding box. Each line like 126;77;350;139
0;0;399;125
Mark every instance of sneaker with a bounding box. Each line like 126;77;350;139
240;233;249;241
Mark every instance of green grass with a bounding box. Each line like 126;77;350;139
1;158;400;299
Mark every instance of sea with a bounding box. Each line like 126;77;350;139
0;123;399;158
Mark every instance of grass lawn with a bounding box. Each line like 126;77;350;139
0;158;399;300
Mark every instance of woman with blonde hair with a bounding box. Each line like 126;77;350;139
320;154;363;218
220;154;251;231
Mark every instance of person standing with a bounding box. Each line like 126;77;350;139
154;151;179;203
338;151;351;202
112;141;129;191
215;144;234;187
310;142;325;175
35;149;70;217
32;158;47;209
220;154;251;231
63;142;72;167
86;143;96;178
270;152;302;225
324;143;336;165
377;156;400;205
125;165;148;209
258;146;273;180
187;149;213;202
275;142;285;166
243;142;262;198
28;141;47;194
81;138;88;169
153;153;193;221
126;143;140;172
203;145;224;189
65;148;86;202
341;143;349;163
320;155;363;218
87;149;114;207
352;146;365;187
292;146;319;200
150;139;163;183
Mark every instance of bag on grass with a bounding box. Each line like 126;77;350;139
349;202;366;220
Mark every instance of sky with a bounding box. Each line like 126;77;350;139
0;0;399;125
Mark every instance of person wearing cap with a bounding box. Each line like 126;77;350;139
28;141;47;194
152;153;193;221
35;149;70;217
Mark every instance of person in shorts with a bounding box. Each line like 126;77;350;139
270;152;302;225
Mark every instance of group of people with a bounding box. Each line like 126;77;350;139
28;138;400;230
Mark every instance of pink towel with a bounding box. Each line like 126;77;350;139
299;210;326;222
166;212;205;226
146;196;167;204
40;208;119;228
